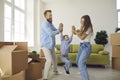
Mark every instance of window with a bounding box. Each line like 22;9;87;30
117;0;120;28
4;0;25;41
4;0;34;46
14;9;25;41
15;0;25;10
4;4;12;41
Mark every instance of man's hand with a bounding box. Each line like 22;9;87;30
72;25;76;30
72;25;76;35
59;23;63;32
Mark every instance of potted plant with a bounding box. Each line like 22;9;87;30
28;50;40;62
94;30;108;46
115;27;120;33
32;50;37;55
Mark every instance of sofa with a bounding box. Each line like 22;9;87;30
56;44;110;67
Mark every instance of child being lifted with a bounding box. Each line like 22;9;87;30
60;23;73;75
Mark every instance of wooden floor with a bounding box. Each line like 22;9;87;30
38;66;120;80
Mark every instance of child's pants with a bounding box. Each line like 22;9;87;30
61;55;71;71
76;42;91;80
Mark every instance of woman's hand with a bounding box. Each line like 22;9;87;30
72;25;76;35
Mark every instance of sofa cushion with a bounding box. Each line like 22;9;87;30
69;44;72;53
56;44;60;50
71;44;80;53
91;44;104;53
56;49;60;54
98;50;109;55
56;44;72;53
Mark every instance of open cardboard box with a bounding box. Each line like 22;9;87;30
1;71;25;80
0;42;28;77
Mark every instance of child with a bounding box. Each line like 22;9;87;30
60;29;73;75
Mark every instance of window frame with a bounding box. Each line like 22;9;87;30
4;0;27;42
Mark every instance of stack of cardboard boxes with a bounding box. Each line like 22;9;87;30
0;42;28;80
0;42;46;80
110;33;120;70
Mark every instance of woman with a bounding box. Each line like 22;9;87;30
72;15;93;80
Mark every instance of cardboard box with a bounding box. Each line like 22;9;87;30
112;45;120;57
110;33;120;45
40;49;45;57
0;42;28;75
2;71;25;80
28;53;40;61
0;72;2;80
0;42;13;48
112;58;120;70
25;62;43;80
15;42;28;51
26;58;46;80
0;42;28;51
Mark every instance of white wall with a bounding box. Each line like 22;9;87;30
26;0;34;49
28;0;45;52
41;0;117;62
43;0;117;45
40;1;45;24
28;0;41;52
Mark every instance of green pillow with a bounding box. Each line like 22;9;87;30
98;50;109;55
92;44;104;53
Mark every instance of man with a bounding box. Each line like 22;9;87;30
40;10;63;80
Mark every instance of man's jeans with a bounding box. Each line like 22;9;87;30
76;42;91;80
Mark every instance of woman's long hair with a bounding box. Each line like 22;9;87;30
81;15;93;34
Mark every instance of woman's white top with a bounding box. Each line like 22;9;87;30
80;28;93;43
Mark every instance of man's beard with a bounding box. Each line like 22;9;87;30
47;19;52;23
